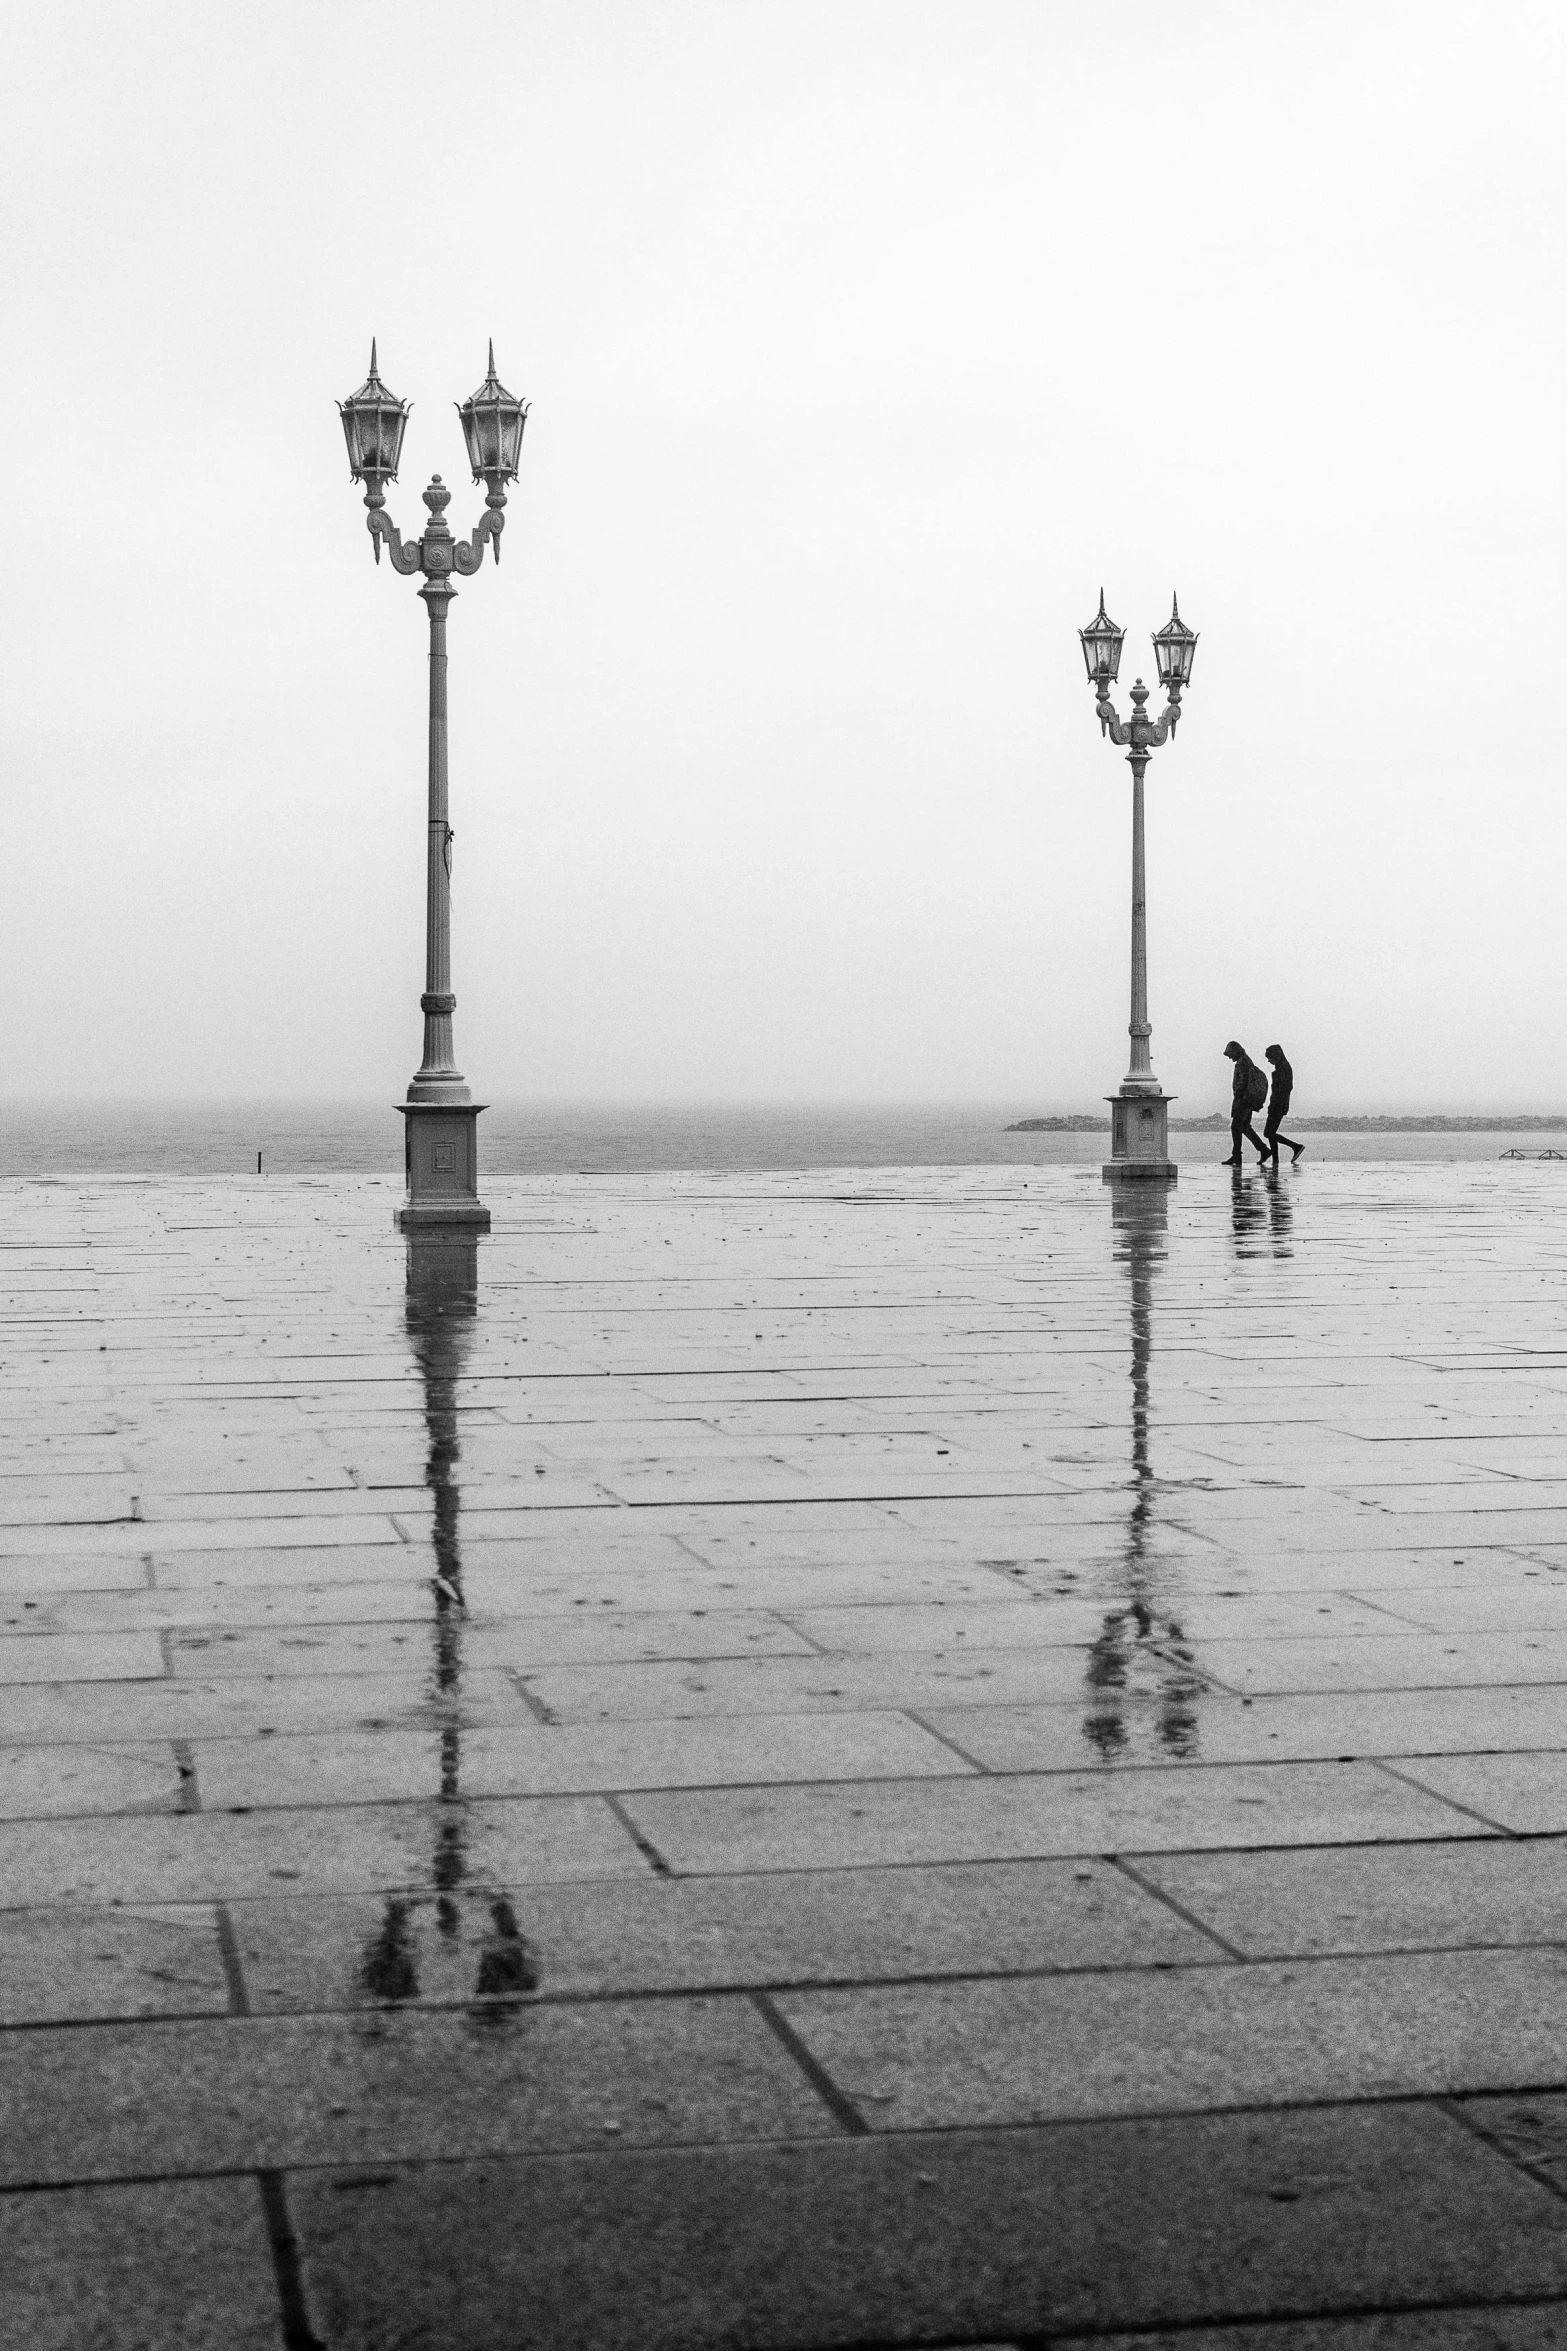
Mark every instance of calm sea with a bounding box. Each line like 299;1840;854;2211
1;1101;1562;1178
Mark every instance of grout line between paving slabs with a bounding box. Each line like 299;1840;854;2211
19;1925;1567;2034
216;1820;326;2346
749;1988;870;2136
504;1667;557;1724
900;1709;992;1773
257;2168;325;2350
15;2087;1567;2201
1439;2093;1567;2208
602;1791;674;1875
1370;1756;1520;1838
171;1740;199;1813
1109;1858;1248;1963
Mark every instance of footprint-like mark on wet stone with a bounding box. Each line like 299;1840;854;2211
474;1896;539;2001
361;1897;419;2002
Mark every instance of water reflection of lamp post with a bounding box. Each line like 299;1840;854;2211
1082;1189;1205;1761
1078;593;1198;1186
361;1235;536;2010
338;343;529;1232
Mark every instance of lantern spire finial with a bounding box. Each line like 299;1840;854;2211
370;338;378;376
487;338;496;378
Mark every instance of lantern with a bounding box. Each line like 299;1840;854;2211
1152;595;1198;689
338;341;410;490
457;343;529;486
1079;591;1125;687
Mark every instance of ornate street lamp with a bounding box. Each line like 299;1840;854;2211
1078;592;1197;1184
339;342;529;1231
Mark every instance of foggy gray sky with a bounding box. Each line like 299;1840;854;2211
4;0;1563;1113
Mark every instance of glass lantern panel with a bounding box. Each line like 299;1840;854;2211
466;402;497;473
382;403;408;474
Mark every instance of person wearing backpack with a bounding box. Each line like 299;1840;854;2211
1263;1045;1305;1163
1223;1041;1270;1165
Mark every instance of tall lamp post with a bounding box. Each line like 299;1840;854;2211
338;342;529;1231
1078;592;1198;1185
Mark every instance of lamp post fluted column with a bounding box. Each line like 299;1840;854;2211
338;344;529;1231
1078;594;1199;1185
412;526;464;1105
1127;735;1153;1091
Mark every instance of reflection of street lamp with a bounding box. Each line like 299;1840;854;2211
1079;593;1198;1184
339;343;529;1230
1082;1188;1204;1761
361;1234;537;2010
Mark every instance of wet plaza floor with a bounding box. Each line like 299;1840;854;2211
6;1160;1567;2347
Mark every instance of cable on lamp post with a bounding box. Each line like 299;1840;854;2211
338;342;529;1232
1078;591;1198;1185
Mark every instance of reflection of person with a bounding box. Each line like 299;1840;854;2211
1263;1044;1305;1163
1222;1041;1269;1166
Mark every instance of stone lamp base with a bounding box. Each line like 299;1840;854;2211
396;1103;491;1231
1103;1088;1178;1185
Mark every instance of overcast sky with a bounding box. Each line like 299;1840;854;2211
4;0;1563;1112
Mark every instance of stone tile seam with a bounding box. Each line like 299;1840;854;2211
749;1988;871;2136
1440;2092;1567;2209
1370;1756;1521;1837
257;2168;325;2351
1108;1858;1247;1963
16;1938;1567;2034
0;1828;1537;1914
898;1710;992;1773
601;1791;674;1876
0;1750;1532;1814
12;2087;1567;2199
503;1667;558;1724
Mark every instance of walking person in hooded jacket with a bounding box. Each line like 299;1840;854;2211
1223;1041;1270;1165
1263;1045;1305;1163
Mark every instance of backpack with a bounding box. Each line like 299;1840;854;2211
1245;1063;1268;1113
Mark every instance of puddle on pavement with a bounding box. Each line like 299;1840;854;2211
1230;1161;1295;1259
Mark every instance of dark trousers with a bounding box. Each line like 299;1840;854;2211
1231;1110;1268;1159
1264;1107;1298;1157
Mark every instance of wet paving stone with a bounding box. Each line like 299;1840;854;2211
1132;1835;1567;1960
8;1164;1567;2340
286;2104;1567;2349
0;2175;282;2351
619;1756;1491;1875
229;1854;1219;2009
0;1742;184;1821
0;1794;647;1907
771;1946;1567;2129
0;1904;230;2024
0;1997;841;2184
190;1709;967;1808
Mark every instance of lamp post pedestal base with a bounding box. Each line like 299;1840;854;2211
396;1103;491;1231
1103;1088;1177;1185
